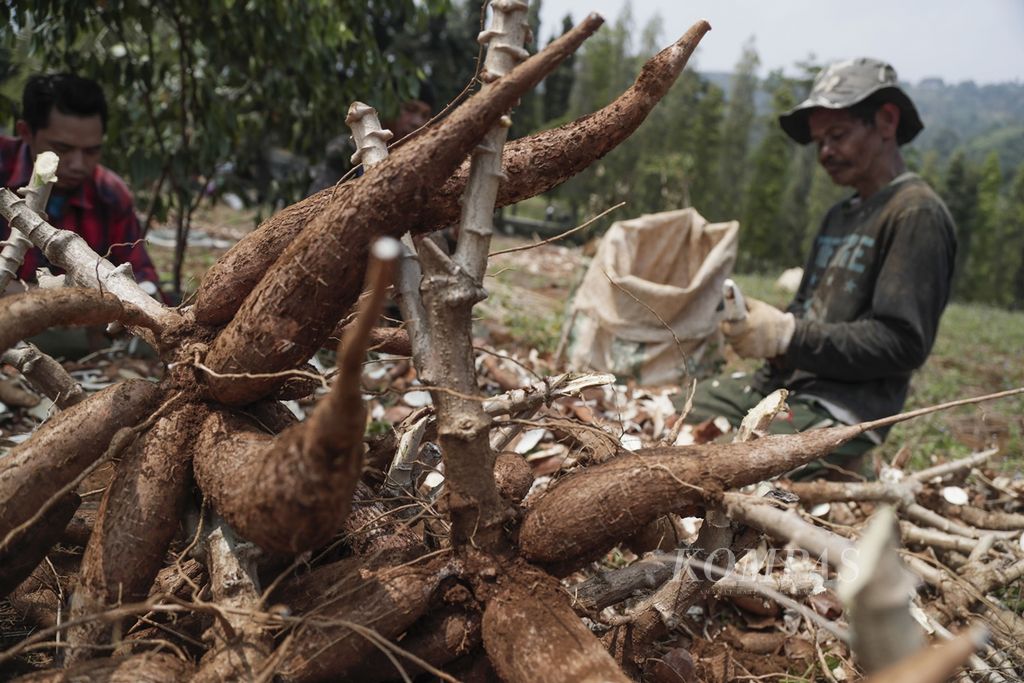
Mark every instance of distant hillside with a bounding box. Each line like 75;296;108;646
701;70;1024;173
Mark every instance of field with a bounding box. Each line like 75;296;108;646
481;233;1023;474
149;214;1024;475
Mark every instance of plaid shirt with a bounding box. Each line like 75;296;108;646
1;135;161;290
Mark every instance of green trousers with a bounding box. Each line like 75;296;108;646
679;373;877;480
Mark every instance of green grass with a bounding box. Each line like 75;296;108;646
733;273;1024;473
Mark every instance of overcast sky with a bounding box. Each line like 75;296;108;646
536;0;1024;84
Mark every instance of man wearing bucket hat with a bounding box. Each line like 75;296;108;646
684;58;957;478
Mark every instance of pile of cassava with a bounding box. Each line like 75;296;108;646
1;4;1022;681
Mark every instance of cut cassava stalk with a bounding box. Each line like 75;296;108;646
609;390;778;667
194;240;397;554
482;564;632;683
723;492;855;560
343;100;431;365
0;188;179;334
413;0;532;551
0;378;38;408
191;515;272;683
0;287;148;355
517;387;1024;570
783;479;919;506
0;151;56;292
202;15;604;406
0;379;163;596
11;652;194;682
191;20;710;329
568;554;679;613
837;507;925;673
2;343;86;408
273;557;457;682
910;447;999;482
606;508;739;674
66;402;204;665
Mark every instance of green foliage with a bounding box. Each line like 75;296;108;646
739;71;797;271
1003;165;1024;308
539;14;576;124
1;0;451;292
961;152;1006;301
710;39;759;221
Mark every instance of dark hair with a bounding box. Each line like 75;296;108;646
22;73;108;133
846;90;895;128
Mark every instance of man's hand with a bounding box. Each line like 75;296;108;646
720;298;795;359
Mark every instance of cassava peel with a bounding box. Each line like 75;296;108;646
482;564;632;683
0;379;163;595
274;558;454;682
67;403;204;664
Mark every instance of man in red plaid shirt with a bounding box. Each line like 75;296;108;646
1;73;163;298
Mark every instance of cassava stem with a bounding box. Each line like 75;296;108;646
0;188;178;334
0;151;57;292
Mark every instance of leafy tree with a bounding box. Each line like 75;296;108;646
709;38;759;221
511;0;544;138
962;151;1004;301
941;149;979;293
739;70;796;271
552;3;637;224
1;0;448;294
539;14;576;125
1006;164;1024;308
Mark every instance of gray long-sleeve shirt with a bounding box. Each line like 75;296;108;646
753;173;957;437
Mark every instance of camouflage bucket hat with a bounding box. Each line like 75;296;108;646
779;57;923;145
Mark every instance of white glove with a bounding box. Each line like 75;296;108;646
720;298;795;359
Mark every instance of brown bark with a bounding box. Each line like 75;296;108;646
0;378;39;407
2;344;86;408
342;481;425;563
0;380;163;595
0;288;146;354
0;492;78;598
482;564;632;683
192;20;710;331
62;506;96;548
329;324;412;357
517;424;865;571
150;557;206;600
11;652;193;682
948;503;1024;531
273;558;454;682
341;607;482;682
67;403;203;664
202;16;605;406
494;452;534;504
